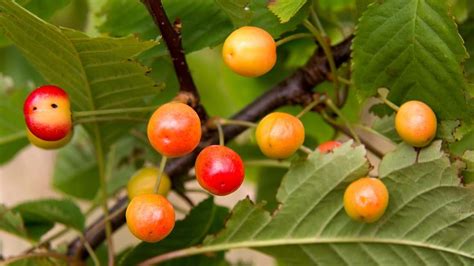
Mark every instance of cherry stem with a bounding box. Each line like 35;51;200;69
310;6;327;37
74;116;147;125
73;106;157;118
338;76;352;86
185;189;211;195
216;121;225;146
299;145;313;155
275;33;314;46
303;19;340;105
79;233;100;266
219;118;257;128
377;89;400;112
296;96;324;118
154;156;168;194
325;99;361;144
244;159;291;169
1;252;71;265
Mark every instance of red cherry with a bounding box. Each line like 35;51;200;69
317;141;342;153
23;85;72;141
195;145;245;196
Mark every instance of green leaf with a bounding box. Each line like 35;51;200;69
0;0;160;151
0;204;28;240
53;128;99;200
249;0;310;38
268;0;307;23
53;130;137;201
371;114;401;143
462;150;474;185
0;0;71;48
120;197;229;265
9;257;66;266
355;0;374;17
157;141;474;264
0;86;28;165
16;0;71;19
460;17;474;82
353;0;472;121
215;0;252;27
13;199;85;231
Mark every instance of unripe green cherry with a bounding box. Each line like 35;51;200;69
127;167;172;200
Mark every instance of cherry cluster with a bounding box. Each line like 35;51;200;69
22;26;439;243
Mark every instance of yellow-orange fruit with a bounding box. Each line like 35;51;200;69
126;194;175;243
343;177;389;223
222;26;277;77
395;100;437;147
27;128;72;150
255;112;305;159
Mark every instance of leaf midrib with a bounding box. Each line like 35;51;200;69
198;237;474;259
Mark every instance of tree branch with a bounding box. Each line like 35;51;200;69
142;0;200;105
67;36;354;260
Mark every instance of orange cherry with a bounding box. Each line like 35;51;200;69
126;194;175;243
395;101;437;147
343;177;389;223
147;102;201;158
222;26;277;77
255;112;305;159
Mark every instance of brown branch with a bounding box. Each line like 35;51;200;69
67;36;355;260
142;0;200;105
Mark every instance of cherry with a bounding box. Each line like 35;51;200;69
255;112;305;159
222;26;277;77
23;85;72;141
343;177;389;223
126;194;175;243
127;167;171;200
26;128;72;150
395;100;437;147
147;102;201;158
317;140;341;153
195;145;245;196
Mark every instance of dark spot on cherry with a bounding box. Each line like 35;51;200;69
33;107;37;111
51;103;58;109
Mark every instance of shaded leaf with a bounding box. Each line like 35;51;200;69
0;86;28;165
215;0;252;27
462;150;474;185
99;0;310;58
0;204;28;240
53;128;99;200
13;199;84;231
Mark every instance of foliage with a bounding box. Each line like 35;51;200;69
0;0;473;265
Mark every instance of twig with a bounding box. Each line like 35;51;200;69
1;252;71;265
141;0;199;104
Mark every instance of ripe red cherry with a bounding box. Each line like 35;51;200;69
195;145;245;196
317;141;342;153
23;85;72;141
147;102;202;158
